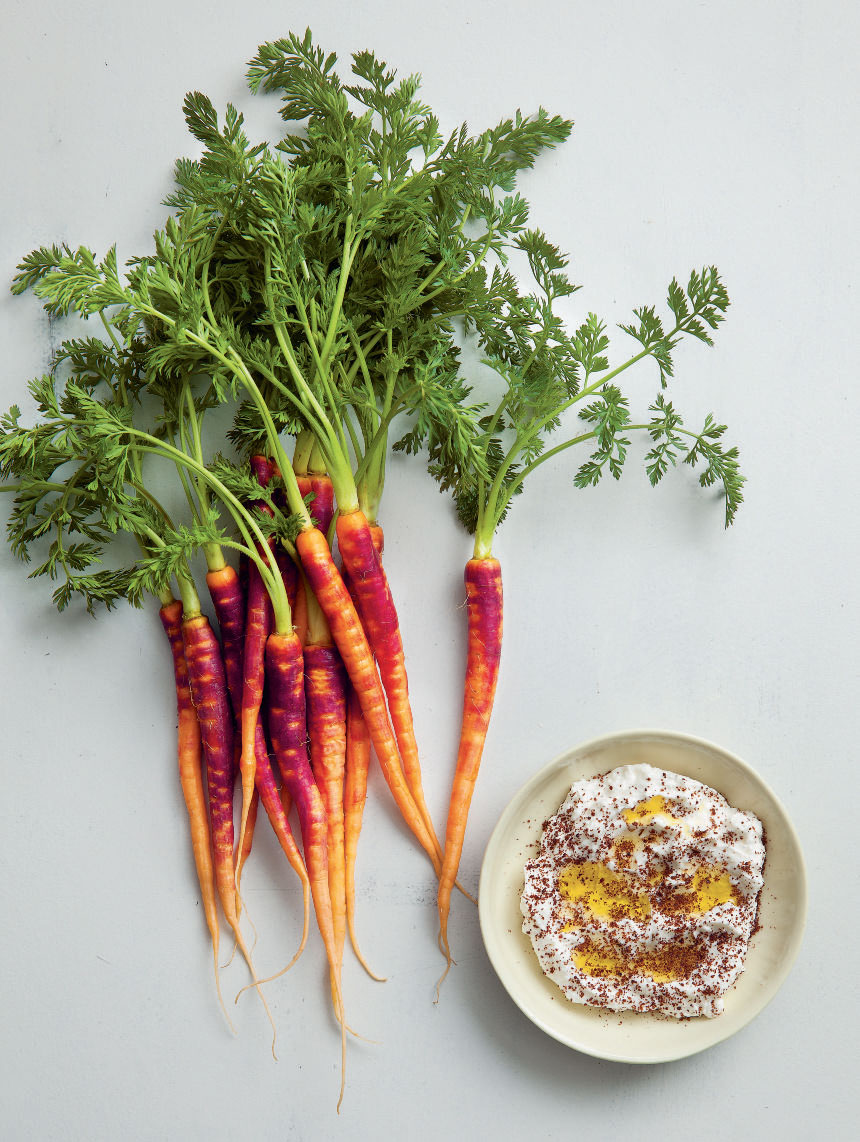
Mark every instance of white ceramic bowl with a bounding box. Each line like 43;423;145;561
478;729;807;1063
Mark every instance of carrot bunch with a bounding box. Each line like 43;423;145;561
0;28;745;1109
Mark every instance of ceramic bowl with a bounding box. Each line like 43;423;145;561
478;729;807;1063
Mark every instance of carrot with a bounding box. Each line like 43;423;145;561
234;454;277;874
236;786;259;892
295;436;335;538
343;682;384;980
159;599;228;1017
249;453;273;489
208;561;308;917
182;613;274;1036
336;508;440;858
304;641;348;964
292;571;309;647
437;558;503;982
295;526;440;870
276;548;299;614
340;522;383;632
309;473;335;537
342;523;474;913
236;550;273;867
252;735;311;974
292;474;319;645
266;628;346;1109
296;474;314;509
205;565;245;726
339;525;385;978
307;438;336;537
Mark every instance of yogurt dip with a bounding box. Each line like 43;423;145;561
520;764;765;1018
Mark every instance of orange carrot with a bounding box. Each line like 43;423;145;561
232;457;280;872
159;599;227;1014
252;735;311;973
340;525;384;978
205;565;245;726
437;558;503;981
276;549;299;614
292;573;309;646
305;641;348;963
235;786;259;893
236;550;272;867
279;784;293;821
336;508;440;859
295;526;439;871
343;682;384;980
266;628;346;1107
309;472;335;536
182;613;274;1035
208;559;309;922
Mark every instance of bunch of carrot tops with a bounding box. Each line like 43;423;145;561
0;32;743;1106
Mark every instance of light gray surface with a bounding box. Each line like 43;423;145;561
1;1;856;1138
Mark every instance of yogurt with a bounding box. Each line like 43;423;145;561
520;764;765;1017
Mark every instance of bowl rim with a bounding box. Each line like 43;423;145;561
478;727;808;1063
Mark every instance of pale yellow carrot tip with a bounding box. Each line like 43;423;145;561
331;974;347;1115
232;939;279;1059
456;880;478;905
211;943;237;1036
234;887;311;999
433;928;455;1003
224;883;279;1057
222;904;259;966
347;928;387;983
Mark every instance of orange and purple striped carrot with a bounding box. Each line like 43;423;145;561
182;613;267;1004
295;527;439;870
340;525;385;977
309;473;335;536
296;471;335;538
296;474;313;508
293;474;315;646
235;455;277;869
159;601;224;1001
277;549;299;614
240;555;273;790
437;558;504;975
305;643;348;961
249;453;274;490
206;564;245;787
206;566;245;720
207;539;307;939
343;681;385;979
252;729;311;966
336;508;439;856
235;786;259;891
266;628;346;1102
